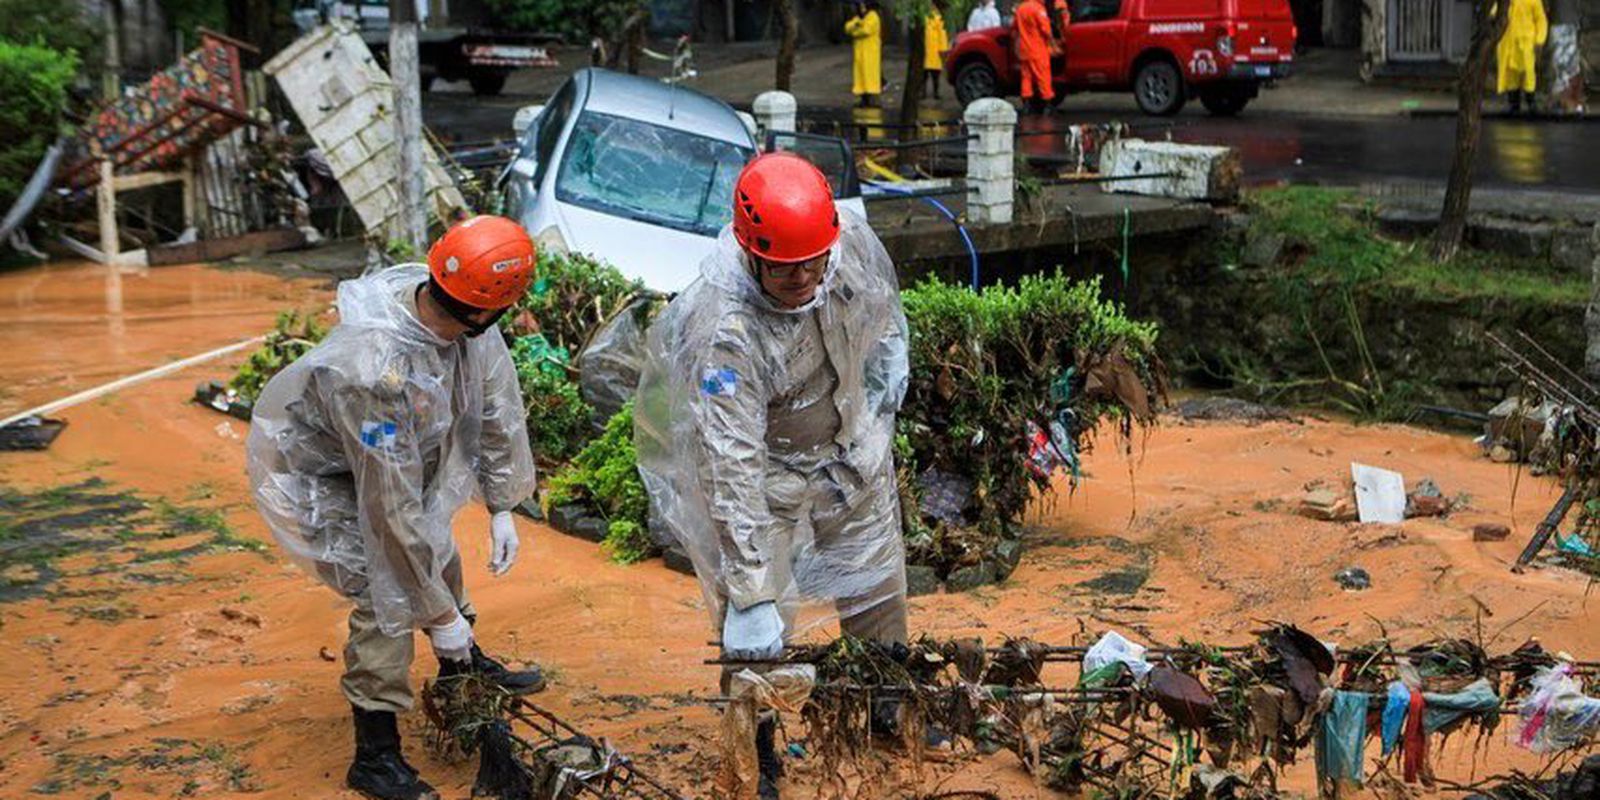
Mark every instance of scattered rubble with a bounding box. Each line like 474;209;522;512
1474;523;1513;542
1333;566;1372;591
1300;488;1355;521
1173;396;1299;425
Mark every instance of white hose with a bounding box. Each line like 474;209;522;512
0;335;266;429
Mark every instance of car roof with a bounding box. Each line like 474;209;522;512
575;68;754;147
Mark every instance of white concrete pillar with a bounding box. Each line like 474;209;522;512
751;90;797;144
963;98;1016;226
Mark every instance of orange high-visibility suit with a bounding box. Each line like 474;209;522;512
1015;0;1055;102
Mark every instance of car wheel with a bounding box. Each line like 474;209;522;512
1133;60;1186;116
469;73;508;96
1199;87;1251;116
954;61;1000;107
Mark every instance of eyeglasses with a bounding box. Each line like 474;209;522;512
755;253;828;280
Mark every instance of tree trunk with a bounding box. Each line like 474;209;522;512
899;17;926;132
1432;0;1507;260
390;0;430;254
775;0;799;91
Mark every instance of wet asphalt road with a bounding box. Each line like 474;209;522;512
425;89;1600;195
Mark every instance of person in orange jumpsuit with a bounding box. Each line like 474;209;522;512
1014;0;1055;112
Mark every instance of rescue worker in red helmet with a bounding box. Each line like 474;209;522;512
635;153;912;799
247;215;545;800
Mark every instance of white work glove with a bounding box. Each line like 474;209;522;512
722;600;784;661
488;511;518;576
428;612;474;663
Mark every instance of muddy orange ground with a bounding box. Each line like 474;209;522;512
0;261;1595;798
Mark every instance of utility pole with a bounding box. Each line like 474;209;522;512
390;0;430;255
103;0;123;100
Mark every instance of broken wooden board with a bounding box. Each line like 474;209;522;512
147;228;306;266
263;23;467;240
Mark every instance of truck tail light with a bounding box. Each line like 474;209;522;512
1291;24;1299;41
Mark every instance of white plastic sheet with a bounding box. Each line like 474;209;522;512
635;211;909;633
1351;463;1406;524
247;264;535;635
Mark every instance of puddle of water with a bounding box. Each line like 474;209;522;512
0;261;328;415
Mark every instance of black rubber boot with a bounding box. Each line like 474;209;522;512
437;644;546;694
756;717;782;800
347;705;437;800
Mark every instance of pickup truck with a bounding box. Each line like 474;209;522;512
944;0;1297;116
293;0;558;95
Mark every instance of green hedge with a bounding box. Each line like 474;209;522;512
897;272;1163;573
543;402;653;564
0;40;78;212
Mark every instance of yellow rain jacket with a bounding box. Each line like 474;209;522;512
924;10;950;71
846;8;883;95
1496;0;1548;93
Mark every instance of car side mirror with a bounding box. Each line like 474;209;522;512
512;104;546;138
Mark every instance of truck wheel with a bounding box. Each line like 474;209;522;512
1199;87;1251;116
954;61;1000;107
1133;60;1185;116
469;74;508;96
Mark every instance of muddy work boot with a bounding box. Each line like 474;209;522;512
756;717;783;800
437;644;546;694
347;705;437;800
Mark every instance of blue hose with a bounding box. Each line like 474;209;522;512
863;180;981;290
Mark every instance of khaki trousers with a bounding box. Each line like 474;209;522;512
340;554;475;712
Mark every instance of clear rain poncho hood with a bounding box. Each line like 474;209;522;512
247;264;535;636
635;209;910;633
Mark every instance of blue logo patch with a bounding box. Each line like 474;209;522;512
700;367;738;398
360;420;398;450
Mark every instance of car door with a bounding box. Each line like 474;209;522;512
1063;0;1131;85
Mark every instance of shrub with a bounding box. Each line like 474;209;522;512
544;403;652;564
0;40;79;212
509;335;592;464
504;250;649;355
229;310;329;402
897;272;1164;573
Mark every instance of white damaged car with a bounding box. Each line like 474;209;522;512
501;67;864;293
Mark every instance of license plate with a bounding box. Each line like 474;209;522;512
1254;65;1273;77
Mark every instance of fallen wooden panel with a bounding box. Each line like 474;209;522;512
264;23;467;240
1098;139;1242;203
147;228;306;266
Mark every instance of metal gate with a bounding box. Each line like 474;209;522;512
1388;0;1445;61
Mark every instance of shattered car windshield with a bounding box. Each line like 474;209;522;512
555;111;751;237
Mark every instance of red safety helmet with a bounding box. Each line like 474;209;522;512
731;152;841;264
427;215;537;310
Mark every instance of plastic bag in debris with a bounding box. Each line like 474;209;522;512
1517;663;1600;753
719;665;817;800
1083;630;1153;681
635;211;910;635
576;295;659;424
1422;677;1499;732
246;264;535;636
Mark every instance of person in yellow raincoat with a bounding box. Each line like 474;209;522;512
846;2;883;106
923;6;950;99
1497;0;1548;113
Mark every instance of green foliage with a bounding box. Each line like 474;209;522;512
0;40;79;210
0;0;100;65
505;250;648;355
482;0;645;43
510;335;593;463
544;403;652;564
228;310;328;402
1222;186;1586;421
897;273;1163;572
159;0;228;41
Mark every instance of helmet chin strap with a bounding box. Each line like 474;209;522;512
425;279;508;338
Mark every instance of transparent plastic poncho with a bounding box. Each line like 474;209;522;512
247;264;535;636
635;211;910;635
